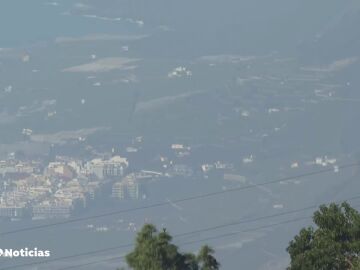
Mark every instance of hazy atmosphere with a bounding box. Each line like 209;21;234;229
0;1;360;269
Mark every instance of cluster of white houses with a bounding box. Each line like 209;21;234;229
0;155;130;220
0;141;252;221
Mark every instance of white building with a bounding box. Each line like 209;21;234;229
112;174;140;200
32;200;73;220
85;156;129;179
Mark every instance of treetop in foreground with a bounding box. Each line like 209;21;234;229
287;202;360;270
125;224;220;270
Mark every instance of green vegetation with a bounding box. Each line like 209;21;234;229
123;224;220;270
120;202;360;270
287;202;360;270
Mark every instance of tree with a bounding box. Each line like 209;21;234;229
198;245;220;270
125;224;220;270
287;202;360;270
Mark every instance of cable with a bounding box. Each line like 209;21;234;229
54;202;360;270
57;254;126;270
0;162;357;237
54;216;313;270
3;196;360;270
0;208;312;270
173;194;360;239
179;216;311;246
0;244;133;270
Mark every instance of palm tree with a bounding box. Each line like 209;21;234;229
126;224;219;270
197;245;220;270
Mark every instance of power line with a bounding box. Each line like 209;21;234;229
0;207;311;270
182;203;359;246
173;194;360;239
179;216;311;246
2;196;360;270
53;216;313;270
57;254;127;270
0;244;133;270
0;162;357;237
54;202;360;270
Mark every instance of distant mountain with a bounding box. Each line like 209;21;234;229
299;0;360;63
91;0;359;57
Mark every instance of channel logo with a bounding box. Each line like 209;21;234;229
0;248;50;258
